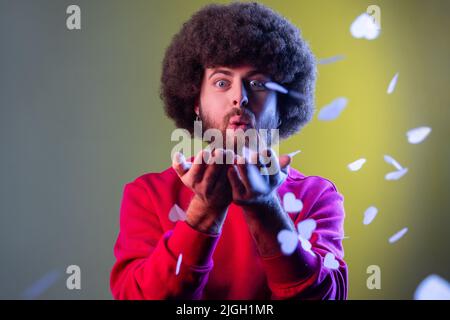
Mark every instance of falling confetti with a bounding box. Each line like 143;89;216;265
247;163;270;194
414;274;450;300
175;253;183;276
287;150;301;158
384;155;403;171
318;55;345;65
385;168;408;181
297;219;316;257
348;158;366;171
332;236;350;240
277;230;299;255
297;219;316;240
264;81;306;101
389;227;408;243
387;72;399;94
173;152;192;171
318;97;348;121
324;253;339;270
299;238;315;257
283;192;303;213
21;269;62;300
277;219;317;257
169;204;187;222
407;126;432;144
363;206;378;225
264;81;288;94
350;13;380;40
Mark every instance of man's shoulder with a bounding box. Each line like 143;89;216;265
284;166;341;195
126;166;181;192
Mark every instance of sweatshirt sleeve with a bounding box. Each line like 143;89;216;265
110;178;220;300
260;179;348;300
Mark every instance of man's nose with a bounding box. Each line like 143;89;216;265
232;81;249;108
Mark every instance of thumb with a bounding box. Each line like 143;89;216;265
279;154;291;169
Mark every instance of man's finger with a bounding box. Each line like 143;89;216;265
279;154;291;169
227;165;246;195
187;149;209;183
203;149;227;192
172;152;191;177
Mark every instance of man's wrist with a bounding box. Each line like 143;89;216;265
240;192;280;214
186;195;229;234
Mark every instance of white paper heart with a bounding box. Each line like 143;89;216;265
407;126;432;144
363;206;378;225
247;164;270;194
299;238;316;257
332;236;350;240
168;204;187;222
348;158;366;171
175;253;182;276
389;227;408;243
384;154;403;170
385;168;408;181
297;219;316;240
350;13;380;40
283;192;303;213
414;274;450;300
318;97;348;121
317;54;345;64
318;55;345;65
324;252;339;270
387;72;399;94
277;230;298;255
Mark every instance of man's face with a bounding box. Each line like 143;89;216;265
194;65;279;151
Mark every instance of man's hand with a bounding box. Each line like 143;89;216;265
172;148;234;234
227;148;291;206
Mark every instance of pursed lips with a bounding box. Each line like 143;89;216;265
228;116;251;130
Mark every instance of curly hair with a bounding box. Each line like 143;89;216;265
160;1;316;139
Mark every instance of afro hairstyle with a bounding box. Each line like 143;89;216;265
160;1;316;139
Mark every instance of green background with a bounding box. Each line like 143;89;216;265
1;0;449;299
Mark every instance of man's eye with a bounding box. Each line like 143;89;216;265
249;79;266;91
214;80;230;88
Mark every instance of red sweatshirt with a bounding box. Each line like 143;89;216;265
110;164;348;300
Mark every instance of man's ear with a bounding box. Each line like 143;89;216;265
276;109;282;128
194;97;199;115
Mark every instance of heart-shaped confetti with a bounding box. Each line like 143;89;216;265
297;219;316;240
350;13;380;40
387;72;399;94
363;206;378;225
318;55;345;65
168;204;187;222
283;192;303;213
414;274;450;300
277;230;299;255
175;253;182;276
332;236;350;240
348;158;366;171
407;126;432;144
389;227;408;243
385;168;408;181
324;252;339;270
384;155;403;170
318;97;348;121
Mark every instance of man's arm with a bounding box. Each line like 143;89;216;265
227;149;348;300
110;179;223;300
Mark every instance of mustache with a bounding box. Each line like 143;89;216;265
223;108;256;128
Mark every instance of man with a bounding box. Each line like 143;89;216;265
110;2;348;300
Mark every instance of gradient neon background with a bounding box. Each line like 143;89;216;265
1;0;449;299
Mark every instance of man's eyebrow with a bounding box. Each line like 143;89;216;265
207;69;267;80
